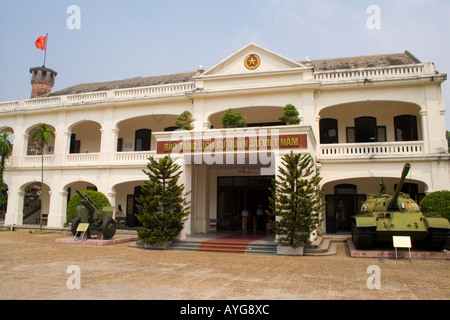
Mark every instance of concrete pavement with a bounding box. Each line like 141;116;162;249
0;229;448;301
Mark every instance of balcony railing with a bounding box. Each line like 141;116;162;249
14;140;427;168
313;64;425;82
23;155;53;166
115;151;156;164
319;141;424;160
0;82;196;113
66;153;100;164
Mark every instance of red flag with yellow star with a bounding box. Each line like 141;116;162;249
35;35;47;51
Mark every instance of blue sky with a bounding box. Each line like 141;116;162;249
1;0;450;129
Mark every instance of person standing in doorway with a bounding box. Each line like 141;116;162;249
241;207;249;230
256;204;265;231
115;204;125;226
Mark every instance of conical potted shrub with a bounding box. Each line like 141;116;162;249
268;152;324;255
136;155;190;249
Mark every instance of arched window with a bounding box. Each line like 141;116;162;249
320;118;339;144
394;115;418;141
135;129;151;151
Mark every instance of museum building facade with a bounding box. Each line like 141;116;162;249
1;43;449;236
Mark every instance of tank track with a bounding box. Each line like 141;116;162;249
351;223;375;250
427;228;450;251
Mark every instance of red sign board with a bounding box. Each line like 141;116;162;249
157;134;307;154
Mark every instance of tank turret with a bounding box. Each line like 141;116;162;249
388;163;411;210
351;163;450;251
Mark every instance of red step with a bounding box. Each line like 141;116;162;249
194;231;273;254
196;240;249;253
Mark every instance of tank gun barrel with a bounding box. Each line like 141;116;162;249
388;163;411;210
76;189;100;212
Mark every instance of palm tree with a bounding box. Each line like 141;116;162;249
0;131;13;215
31;124;55;230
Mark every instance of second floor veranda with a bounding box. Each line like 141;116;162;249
2;98;447;170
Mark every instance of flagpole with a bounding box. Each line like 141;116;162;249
43;33;48;67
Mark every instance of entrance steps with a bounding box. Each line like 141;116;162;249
169;234;349;256
169;240;202;251
305;237;336;256
169;239;277;255
304;234;350;256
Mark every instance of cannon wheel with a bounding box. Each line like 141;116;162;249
71;217;81;236
102;218;117;240
71;217;91;239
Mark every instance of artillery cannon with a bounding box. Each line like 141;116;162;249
71;190;117;240
351;163;450;250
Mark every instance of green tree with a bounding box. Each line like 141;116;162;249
66;190;111;223
0;131;12;213
221;108;247;128
420;190;450;221
446;131;450;152
278;104;300;125
268;152;324;248
175;111;194;130
31;123;55;231
136;156;190;244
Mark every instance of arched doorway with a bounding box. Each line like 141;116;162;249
22;182;50;225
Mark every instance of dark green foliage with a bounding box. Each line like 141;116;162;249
137;156;190;244
0;183;7;213
175;111;194;130
420;190;450;221
221;108;247;128
66;190;111;223
268;152;324;248
31;123;55;231
278;104;300;125
0;131;12;210
446;131;450;152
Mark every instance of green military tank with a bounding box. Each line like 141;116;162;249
351;163;450;250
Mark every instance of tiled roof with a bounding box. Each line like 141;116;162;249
306;51;421;71
47;51;421;97
47;71;197;97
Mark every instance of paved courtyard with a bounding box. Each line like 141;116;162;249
0;229;448;301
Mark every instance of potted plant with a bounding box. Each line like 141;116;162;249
175;111;194;130
268;152;324;255
278;104;300;125
136;155;190;249
221;108;247;128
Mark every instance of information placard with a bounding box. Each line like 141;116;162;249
76;223;90;232
392;236;411;248
392;236;412;261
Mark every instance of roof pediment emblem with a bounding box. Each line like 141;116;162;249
244;54;261;70
201;43;306;77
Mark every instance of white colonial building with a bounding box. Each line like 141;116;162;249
1;43;449;235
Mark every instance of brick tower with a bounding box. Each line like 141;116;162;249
30;67;58;99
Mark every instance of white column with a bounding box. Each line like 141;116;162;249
5;189;24;226
99;108;115;164
192;97;210;130
108;191;117;210
10;116;26;166
420;110;430;153
47;190;68;228
177;158;192;239
423;85;447;153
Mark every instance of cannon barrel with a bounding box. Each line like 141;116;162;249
76;189;100;213
388;163;411;210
